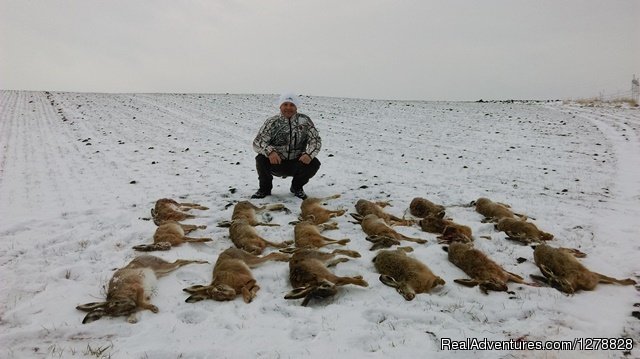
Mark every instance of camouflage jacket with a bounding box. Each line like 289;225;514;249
252;113;322;160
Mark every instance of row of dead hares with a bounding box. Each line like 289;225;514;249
77;254;209;324
143;200;297;306
352;196;635;297
346;199;449;299
423;196;635;295
143;196;368;307
133;198;213;251
339;197;530;299
219;196;369;306
467;197;633;293
295;196;623;300
406;197;540;295
290;195;444;304
217;195;430;306
78;198;213;324
301;197;443;301
77;195;638;324
471;197;554;244
410;196;550;245
78;196;371;322
377;195;534;296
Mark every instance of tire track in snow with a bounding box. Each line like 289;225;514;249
563;106;640;202
559;105;640;343
0;91;21;183
2;92;92;216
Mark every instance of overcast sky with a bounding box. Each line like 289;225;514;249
1;0;638;101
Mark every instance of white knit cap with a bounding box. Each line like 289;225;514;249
277;92;299;107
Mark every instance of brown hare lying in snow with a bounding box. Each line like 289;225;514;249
133;221;212;251
471;197;526;223
151;198;209;225
351;199;414;226
531;243;636;294
418;211;473;244
409;197;446;218
373;247;445;300
495;217;553;244
183;247;289;303
76;255;207;323
218;200;290;227
293;220;350;249
299;194;346;224
229;219;292;254
357;213;427;250
446;242;532;294
285;248;368;306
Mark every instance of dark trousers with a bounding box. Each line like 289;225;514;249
255;154;321;192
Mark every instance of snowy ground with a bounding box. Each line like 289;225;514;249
0;91;638;359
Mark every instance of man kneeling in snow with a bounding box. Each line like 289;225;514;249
251;92;322;200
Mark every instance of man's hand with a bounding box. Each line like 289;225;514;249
268;151;282;165
298;153;312;165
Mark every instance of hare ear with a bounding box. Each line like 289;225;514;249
279;247;298;254
82;309;106;324
132;243;163;252
349;213;363;222
185;294;209;303
216;220;233;228
479;280;508;294
437;210;446;219
539;264;556;279
151;209;163;225
397;246;414;253
454;278;480;287
366;235;388;243
379;275;400;288
183;285;211;294
76;302;107;312
301;294;314;307
529;274;551;286
284;286;314;300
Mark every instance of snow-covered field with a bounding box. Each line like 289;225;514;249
0;91;638;359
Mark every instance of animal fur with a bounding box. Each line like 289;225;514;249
229;219;292;254
76;255;207;323
352;199;414;226
285;248;367;306
532;244;636;293
418;211;473;243
472;197;525;223
151;198;208;225
133;221;211;251
220;200;289;227
300;194;346;224
495;217;553;244
447;242;527;294
361;214;427;248
373;247;445;300
294;220;349;249
409;197;445;218
183;247;289;303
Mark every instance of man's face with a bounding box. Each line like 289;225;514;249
280;102;297;119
